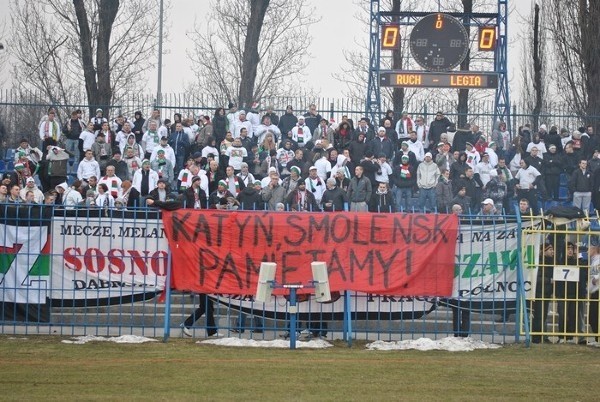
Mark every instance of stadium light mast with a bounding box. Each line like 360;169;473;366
156;0;164;107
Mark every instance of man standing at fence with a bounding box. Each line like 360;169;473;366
62;110;84;170
168;122;190;175
569;159;593;213
531;242;555;344
417;152;440;212
39;110;60;153
515;159;541;215
347;166;371;212
77;150;101;184
554;242;588;344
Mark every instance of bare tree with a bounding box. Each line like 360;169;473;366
334;0;421;114
187;0;318;109
519;3;548;129
456;0;473;129
0;18;7;89
547;0;600;126
238;1;270;108
9;0;166;118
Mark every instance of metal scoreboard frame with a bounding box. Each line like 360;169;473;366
366;1;510;132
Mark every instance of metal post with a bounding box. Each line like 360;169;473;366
343;290;352;347
162;248;172;342
515;209;530;346
289;288;298;350
156;0;164;107
365;0;381;125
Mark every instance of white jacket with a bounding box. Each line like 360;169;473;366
20;186;44;204
291;124;312;146
417;160;440;189
63;187;83;208
150;145;176;167
132;169;159;194
232;119;253;139
77;158;101;181
98;175;123;198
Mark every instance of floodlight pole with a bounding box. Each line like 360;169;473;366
156;0;164;107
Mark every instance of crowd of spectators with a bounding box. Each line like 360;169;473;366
4;104;597;216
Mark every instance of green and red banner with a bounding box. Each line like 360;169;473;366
162;210;459;296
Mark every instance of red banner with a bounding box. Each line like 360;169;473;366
162;210;458;296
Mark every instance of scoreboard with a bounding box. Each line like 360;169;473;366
380;13;498;89
380;71;498;89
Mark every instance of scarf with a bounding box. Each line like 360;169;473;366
44;120;59;140
295;190;307;211
122;187;131;205
226;177;241;194
193;188;202;209
141;170;150;196
180;171;189;191
308;176;322;193
297;126;304;143
400;163;411;179
103;177;119;198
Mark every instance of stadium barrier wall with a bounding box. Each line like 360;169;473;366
0;203;560;345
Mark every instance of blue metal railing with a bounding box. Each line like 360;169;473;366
0;203;533;345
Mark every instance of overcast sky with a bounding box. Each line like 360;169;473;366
0;0;531;99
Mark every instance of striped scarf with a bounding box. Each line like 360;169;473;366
44;120;59;140
226;177;241;194
180;172;189;191
110;178;119;198
297;126;304;143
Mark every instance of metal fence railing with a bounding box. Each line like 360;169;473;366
0;202;543;345
0;89;597;150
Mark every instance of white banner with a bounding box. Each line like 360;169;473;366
0;224;48;304
452;220;540;300
50;216;168;302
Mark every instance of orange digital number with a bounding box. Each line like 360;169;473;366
435;14;443;29
381;25;400;49
478;27;496;51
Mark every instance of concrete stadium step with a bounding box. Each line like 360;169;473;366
49;309;518;337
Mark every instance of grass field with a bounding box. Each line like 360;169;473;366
1;336;599;401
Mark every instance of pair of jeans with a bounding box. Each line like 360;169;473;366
394;187;412;212
417;187;436;212
183;294;217;336
64;139;80;172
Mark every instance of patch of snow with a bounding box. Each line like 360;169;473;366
199;337;333;349
61;335;158;344
366;337;501;352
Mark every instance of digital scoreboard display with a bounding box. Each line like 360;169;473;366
380;71;499;89
408;13;470;72
381;24;400;50
478;26;497;51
